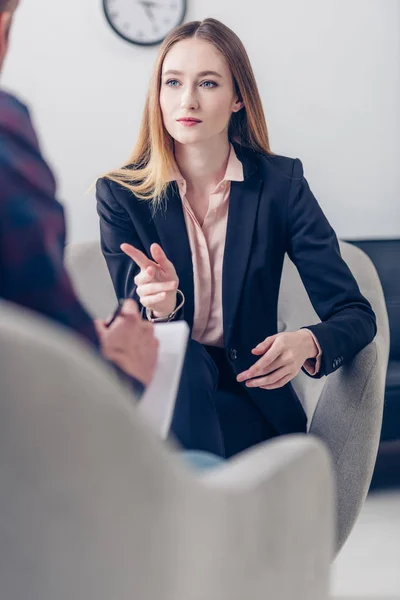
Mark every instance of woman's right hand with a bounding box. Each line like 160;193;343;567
121;242;179;318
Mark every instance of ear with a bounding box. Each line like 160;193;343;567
0;11;12;65
232;96;244;113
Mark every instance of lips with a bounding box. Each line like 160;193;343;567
177;118;202;123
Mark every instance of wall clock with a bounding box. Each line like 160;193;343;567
103;0;187;46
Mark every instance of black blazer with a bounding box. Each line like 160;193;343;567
96;143;377;435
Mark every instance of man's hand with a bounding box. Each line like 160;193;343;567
95;299;159;386
121;242;179;318
236;330;319;390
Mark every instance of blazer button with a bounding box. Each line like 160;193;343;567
332;360;337;369
229;348;238;361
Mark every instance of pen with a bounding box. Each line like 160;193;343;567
105;288;138;328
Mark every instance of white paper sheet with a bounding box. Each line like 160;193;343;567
137;321;189;438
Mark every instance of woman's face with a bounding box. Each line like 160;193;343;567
159;37;243;147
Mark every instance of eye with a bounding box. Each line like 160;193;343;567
165;79;180;87
200;80;218;88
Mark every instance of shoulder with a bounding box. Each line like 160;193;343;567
255;151;304;181
0;90;37;145
96;176;146;219
96;176;127;206
233;144;304;184
96;174;157;212
0;89;29;119
0;90;56;195
96;177;121;214
96;176;112;196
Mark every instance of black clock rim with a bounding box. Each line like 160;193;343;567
102;0;187;47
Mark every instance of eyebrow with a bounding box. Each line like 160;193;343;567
162;70;223;78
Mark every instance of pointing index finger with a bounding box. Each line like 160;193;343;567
121;243;157;270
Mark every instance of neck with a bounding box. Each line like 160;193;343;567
173;135;231;193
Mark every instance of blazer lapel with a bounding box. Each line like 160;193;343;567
222;150;262;346
152;182;195;331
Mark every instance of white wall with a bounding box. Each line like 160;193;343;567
2;0;399;242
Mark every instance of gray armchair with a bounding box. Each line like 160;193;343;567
0;301;333;600
278;241;390;552
66;240;390;554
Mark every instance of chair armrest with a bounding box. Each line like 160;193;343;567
201;433;330;491
194;435;334;600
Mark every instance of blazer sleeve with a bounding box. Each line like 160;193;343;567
96;178;185;323
96;177;145;305
286;158;377;379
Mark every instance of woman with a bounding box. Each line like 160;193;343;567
96;18;376;460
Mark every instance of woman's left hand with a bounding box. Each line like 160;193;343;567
236;330;318;390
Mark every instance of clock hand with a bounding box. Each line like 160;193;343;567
145;5;155;21
137;0;155;22
141;0;162;6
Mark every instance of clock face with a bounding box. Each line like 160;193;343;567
103;0;187;46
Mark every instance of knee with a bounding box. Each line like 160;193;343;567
181;339;219;393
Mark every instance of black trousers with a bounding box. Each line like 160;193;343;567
170;339;278;458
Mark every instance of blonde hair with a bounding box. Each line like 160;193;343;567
103;17;271;208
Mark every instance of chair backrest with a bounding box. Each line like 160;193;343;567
278;240;390;552
65;240;116;320
0;301;333;600
0;301;197;599
346;238;400;361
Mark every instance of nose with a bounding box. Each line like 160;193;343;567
180;86;199;111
